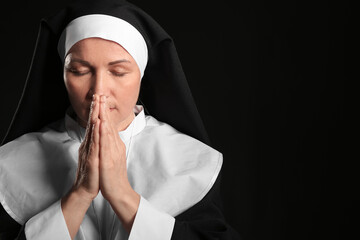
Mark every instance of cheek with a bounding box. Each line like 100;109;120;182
114;80;140;109
125;80;140;103
64;77;88;101
64;76;90;120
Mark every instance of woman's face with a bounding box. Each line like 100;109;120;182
63;38;141;131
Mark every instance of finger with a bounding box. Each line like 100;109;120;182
100;117;112;168
88;119;100;159
99;95;115;136
82;96;96;148
99;95;108;121
84;95;101;148
100;95;115;128
86;95;96;130
101;96;123;152
87;120;100;177
76;119;100;194
99;96;108;138
91;94;100;125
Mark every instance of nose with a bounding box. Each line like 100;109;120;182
88;70;110;98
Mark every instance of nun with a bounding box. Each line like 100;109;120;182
0;0;240;239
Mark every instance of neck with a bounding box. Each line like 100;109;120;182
115;112;136;132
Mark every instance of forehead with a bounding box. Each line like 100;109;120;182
67;37;133;60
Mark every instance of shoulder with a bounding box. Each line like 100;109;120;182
1;118;68;149
144;115;220;154
141;115;222;163
0;118;76;224
129;115;223;216
0;118;73;165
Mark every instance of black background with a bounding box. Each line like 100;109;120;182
0;1;355;239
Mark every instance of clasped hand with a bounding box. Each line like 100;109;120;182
62;95;139;237
74;94;137;205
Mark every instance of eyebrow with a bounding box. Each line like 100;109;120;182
108;59;131;65
69;58;131;66
70;59;91;67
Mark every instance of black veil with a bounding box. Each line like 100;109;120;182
1;0;210;146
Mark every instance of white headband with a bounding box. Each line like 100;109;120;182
57;14;148;78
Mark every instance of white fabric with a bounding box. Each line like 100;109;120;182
25;200;71;240
0;106;222;239
23;195;175;240
57;14;148;78
128;197;175;240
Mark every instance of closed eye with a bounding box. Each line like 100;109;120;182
112;71;127;77
68;68;91;76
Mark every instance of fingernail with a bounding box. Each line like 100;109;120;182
101;95;106;102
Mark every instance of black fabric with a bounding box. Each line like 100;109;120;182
1;0;209;146
0;203;21;240
0;0;238;238
172;176;241;240
16;225;26;240
1;175;240;240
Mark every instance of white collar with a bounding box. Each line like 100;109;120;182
65;105;146;143
0;104;222;226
